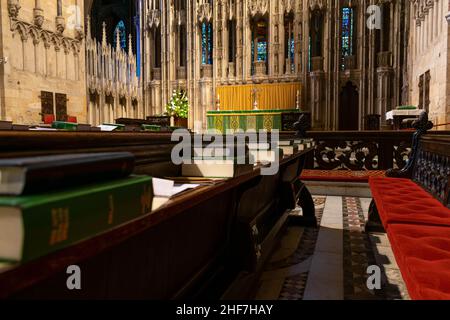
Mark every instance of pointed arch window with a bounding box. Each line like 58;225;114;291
251;18;268;75
202;23;213;65
341;7;356;69
284;13;295;73
114;20;127;50
251;20;268;63
252;41;267;62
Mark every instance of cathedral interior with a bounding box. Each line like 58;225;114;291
0;0;450;304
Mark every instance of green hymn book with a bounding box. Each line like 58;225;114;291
0;175;153;263
51;121;78;131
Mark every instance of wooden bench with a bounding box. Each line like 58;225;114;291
0;131;316;299
366;112;450;300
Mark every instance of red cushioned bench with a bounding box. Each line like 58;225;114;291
366;113;450;300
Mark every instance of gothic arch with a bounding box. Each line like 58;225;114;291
89;0;138;53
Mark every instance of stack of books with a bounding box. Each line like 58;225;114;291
0;152;154;263
0;121;30;131
278;138;315;156
247;142;284;164
182;144;255;178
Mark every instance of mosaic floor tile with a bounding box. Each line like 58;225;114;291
255;196;410;300
278;273;309;300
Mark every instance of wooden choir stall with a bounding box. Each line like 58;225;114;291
0;130;316;300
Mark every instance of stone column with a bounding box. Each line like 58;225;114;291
310;56;325;129
376;51;393;124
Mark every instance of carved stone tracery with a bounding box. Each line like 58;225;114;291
248;0;269;17
7;0;82;56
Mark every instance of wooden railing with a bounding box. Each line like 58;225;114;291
298;131;450;171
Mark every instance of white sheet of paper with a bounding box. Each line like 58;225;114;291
98;125;119;132
152;177;199;198
172;184;200;196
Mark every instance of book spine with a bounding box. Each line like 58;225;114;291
22;156;135;195
20;178;152;262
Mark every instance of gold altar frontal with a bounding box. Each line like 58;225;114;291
216;82;302;111
210;82;303;133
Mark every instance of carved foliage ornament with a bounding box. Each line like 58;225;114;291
198;2;213;24
7;0;21;19
386;112;434;178
8;2;82;55
309;0;326;10
55;16;66;35
248;0;269;18
33;8;44;28
411;0;436;26
283;0;295;14
148;9;161;29
314;140;380;170
227;0;236;20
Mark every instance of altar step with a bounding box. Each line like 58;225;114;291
304;181;371;198
300;170;386;198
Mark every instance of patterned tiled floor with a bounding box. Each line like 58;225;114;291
255;196;410;301
278;273;309;300
342;196;381;300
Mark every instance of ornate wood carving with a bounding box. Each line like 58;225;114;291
386;112;434;178
314;140;379;170
413;149;450;206
302;131;418;171
293;113;312;138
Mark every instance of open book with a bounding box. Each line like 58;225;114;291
152;178;200;211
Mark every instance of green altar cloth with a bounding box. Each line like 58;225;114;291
207;109;302;133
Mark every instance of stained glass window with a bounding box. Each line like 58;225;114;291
285;15;295;73
341;7;354;68
257;41;267;61
308;36;311;72
202;23;213;65
250;40;267;62
289;38;295;71
113;20;127;50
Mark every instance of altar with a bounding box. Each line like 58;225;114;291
207;109;309;133
386;107;423;130
208;82;304;133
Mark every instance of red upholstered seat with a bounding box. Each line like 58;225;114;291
387;224;450;300
369;177;450;229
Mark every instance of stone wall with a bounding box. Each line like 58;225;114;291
408;0;449;130
1;0;86;124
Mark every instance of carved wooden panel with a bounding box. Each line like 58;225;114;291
413;149;450;207
314;140;379;170
40;91;54;120
55;93;68;122
304;132;415;171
